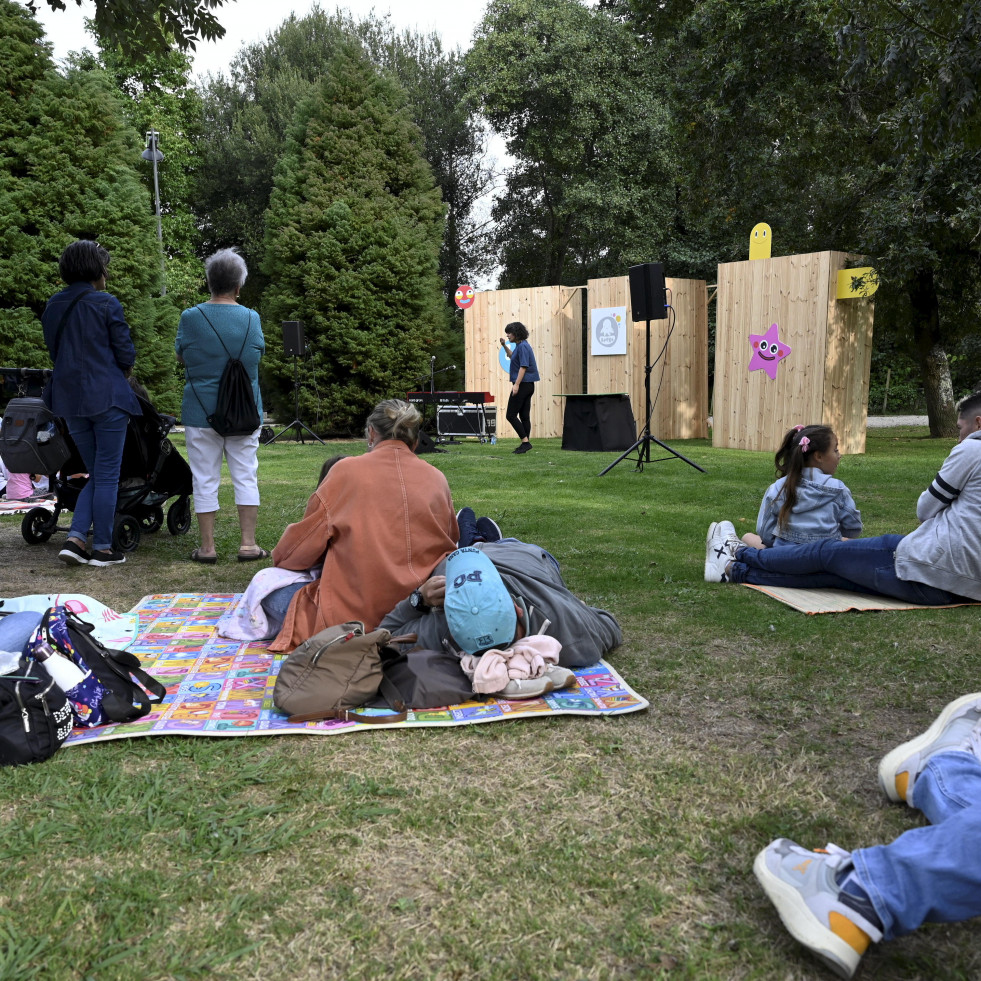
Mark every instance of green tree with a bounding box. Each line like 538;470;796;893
261;45;446;433
0;0;181;411
72;41;206;310
27;0;229;59
614;0;977;435
467;0;675;287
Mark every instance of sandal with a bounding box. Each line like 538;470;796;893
190;548;218;564
237;547;270;562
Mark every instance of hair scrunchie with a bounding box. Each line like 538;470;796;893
799;436;811;453
793;424;805;432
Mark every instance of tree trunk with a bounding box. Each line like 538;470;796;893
907;268;958;438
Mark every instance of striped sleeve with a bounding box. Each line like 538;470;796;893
927;472;960;506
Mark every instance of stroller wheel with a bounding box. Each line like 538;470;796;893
113;514;142;553
21;506;56;544
167;497;192;536
141;506;164;533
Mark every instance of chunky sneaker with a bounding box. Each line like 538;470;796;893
497;676;553;700
58;540;91;566
89;549;126;567
513;442;532;454
878;692;981;805
704;520;741;582
543;664;576;691
456;507;479;547
475;516;503;543
754;839;883;979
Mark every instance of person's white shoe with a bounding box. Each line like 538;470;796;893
704;521;740;582
878;692;981;804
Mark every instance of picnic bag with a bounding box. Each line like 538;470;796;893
273;621;408;724
188;306;261;438
0;656;73;766
26;607;166;728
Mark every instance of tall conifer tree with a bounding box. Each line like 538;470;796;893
262;45;445;434
0;0;181;410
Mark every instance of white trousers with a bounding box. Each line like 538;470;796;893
184;426;260;513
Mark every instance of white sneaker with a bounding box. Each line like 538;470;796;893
497;676;554;700
543;664;576;691
704;521;740;582
754;839;882;979
878;692;981;804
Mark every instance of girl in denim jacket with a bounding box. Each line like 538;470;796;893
742;425;862;549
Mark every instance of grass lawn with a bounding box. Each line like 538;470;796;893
0;427;978;980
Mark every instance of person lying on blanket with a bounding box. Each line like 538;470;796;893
378;541;622;671
704;390;981;605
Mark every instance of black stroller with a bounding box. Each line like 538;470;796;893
1;392;193;554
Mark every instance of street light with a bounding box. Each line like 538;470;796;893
140;130;166;296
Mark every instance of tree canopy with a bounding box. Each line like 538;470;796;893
261;44;446;433
0;0;180;409
27;0;229;59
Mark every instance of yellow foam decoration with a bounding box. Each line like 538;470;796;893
749;222;772;260
836;267;879;299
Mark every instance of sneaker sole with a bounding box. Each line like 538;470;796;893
877;692;981;803
58;550;88;566
753;849;860;979
89;556;126;567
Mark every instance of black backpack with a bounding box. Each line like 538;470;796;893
188;306;261;437
0;657;73;766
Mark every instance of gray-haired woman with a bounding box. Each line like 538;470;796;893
176;248;266;563
262;399;459;651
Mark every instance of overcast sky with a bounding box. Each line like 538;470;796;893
24;0;491;77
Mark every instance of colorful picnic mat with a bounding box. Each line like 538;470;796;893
744;583;981;614
63;593;647;746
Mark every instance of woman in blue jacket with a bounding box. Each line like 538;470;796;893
42;240;140;567
499;321;540;454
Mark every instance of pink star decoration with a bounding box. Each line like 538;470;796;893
748;323;792;380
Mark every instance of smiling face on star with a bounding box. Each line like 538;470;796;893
748;323;792;380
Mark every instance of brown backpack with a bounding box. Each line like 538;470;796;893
273;621;408;724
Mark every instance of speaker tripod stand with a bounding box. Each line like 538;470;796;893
269;353;324;445
599;311;706;476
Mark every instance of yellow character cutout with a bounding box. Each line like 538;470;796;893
749;222;772;260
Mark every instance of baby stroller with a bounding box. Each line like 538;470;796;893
1;394;193;554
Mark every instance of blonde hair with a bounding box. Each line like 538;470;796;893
365;399;422;447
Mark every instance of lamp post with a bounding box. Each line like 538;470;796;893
140;129;166;296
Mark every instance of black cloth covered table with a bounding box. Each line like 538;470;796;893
560;394;636;451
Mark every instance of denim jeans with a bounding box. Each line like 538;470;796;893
65;408;130;551
260;581;306;637
728;535;964;605
852;751;981;938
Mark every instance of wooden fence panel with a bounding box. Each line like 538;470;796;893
586;276;708;440
464;286;582;440
713;251;874;453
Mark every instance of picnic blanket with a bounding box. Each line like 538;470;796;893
744;583;981;615
63;593;647;746
0;497;55;516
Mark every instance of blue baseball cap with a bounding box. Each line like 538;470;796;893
443;547;517;655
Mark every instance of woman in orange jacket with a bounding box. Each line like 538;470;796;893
264;399;458;652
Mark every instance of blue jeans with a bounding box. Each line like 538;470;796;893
65;408;130;551
260;581;306;637
852;751;981;938
728;535;964;605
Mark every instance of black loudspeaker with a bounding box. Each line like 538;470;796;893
282;320;306;357
415;430;439;455
628;263;667;322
